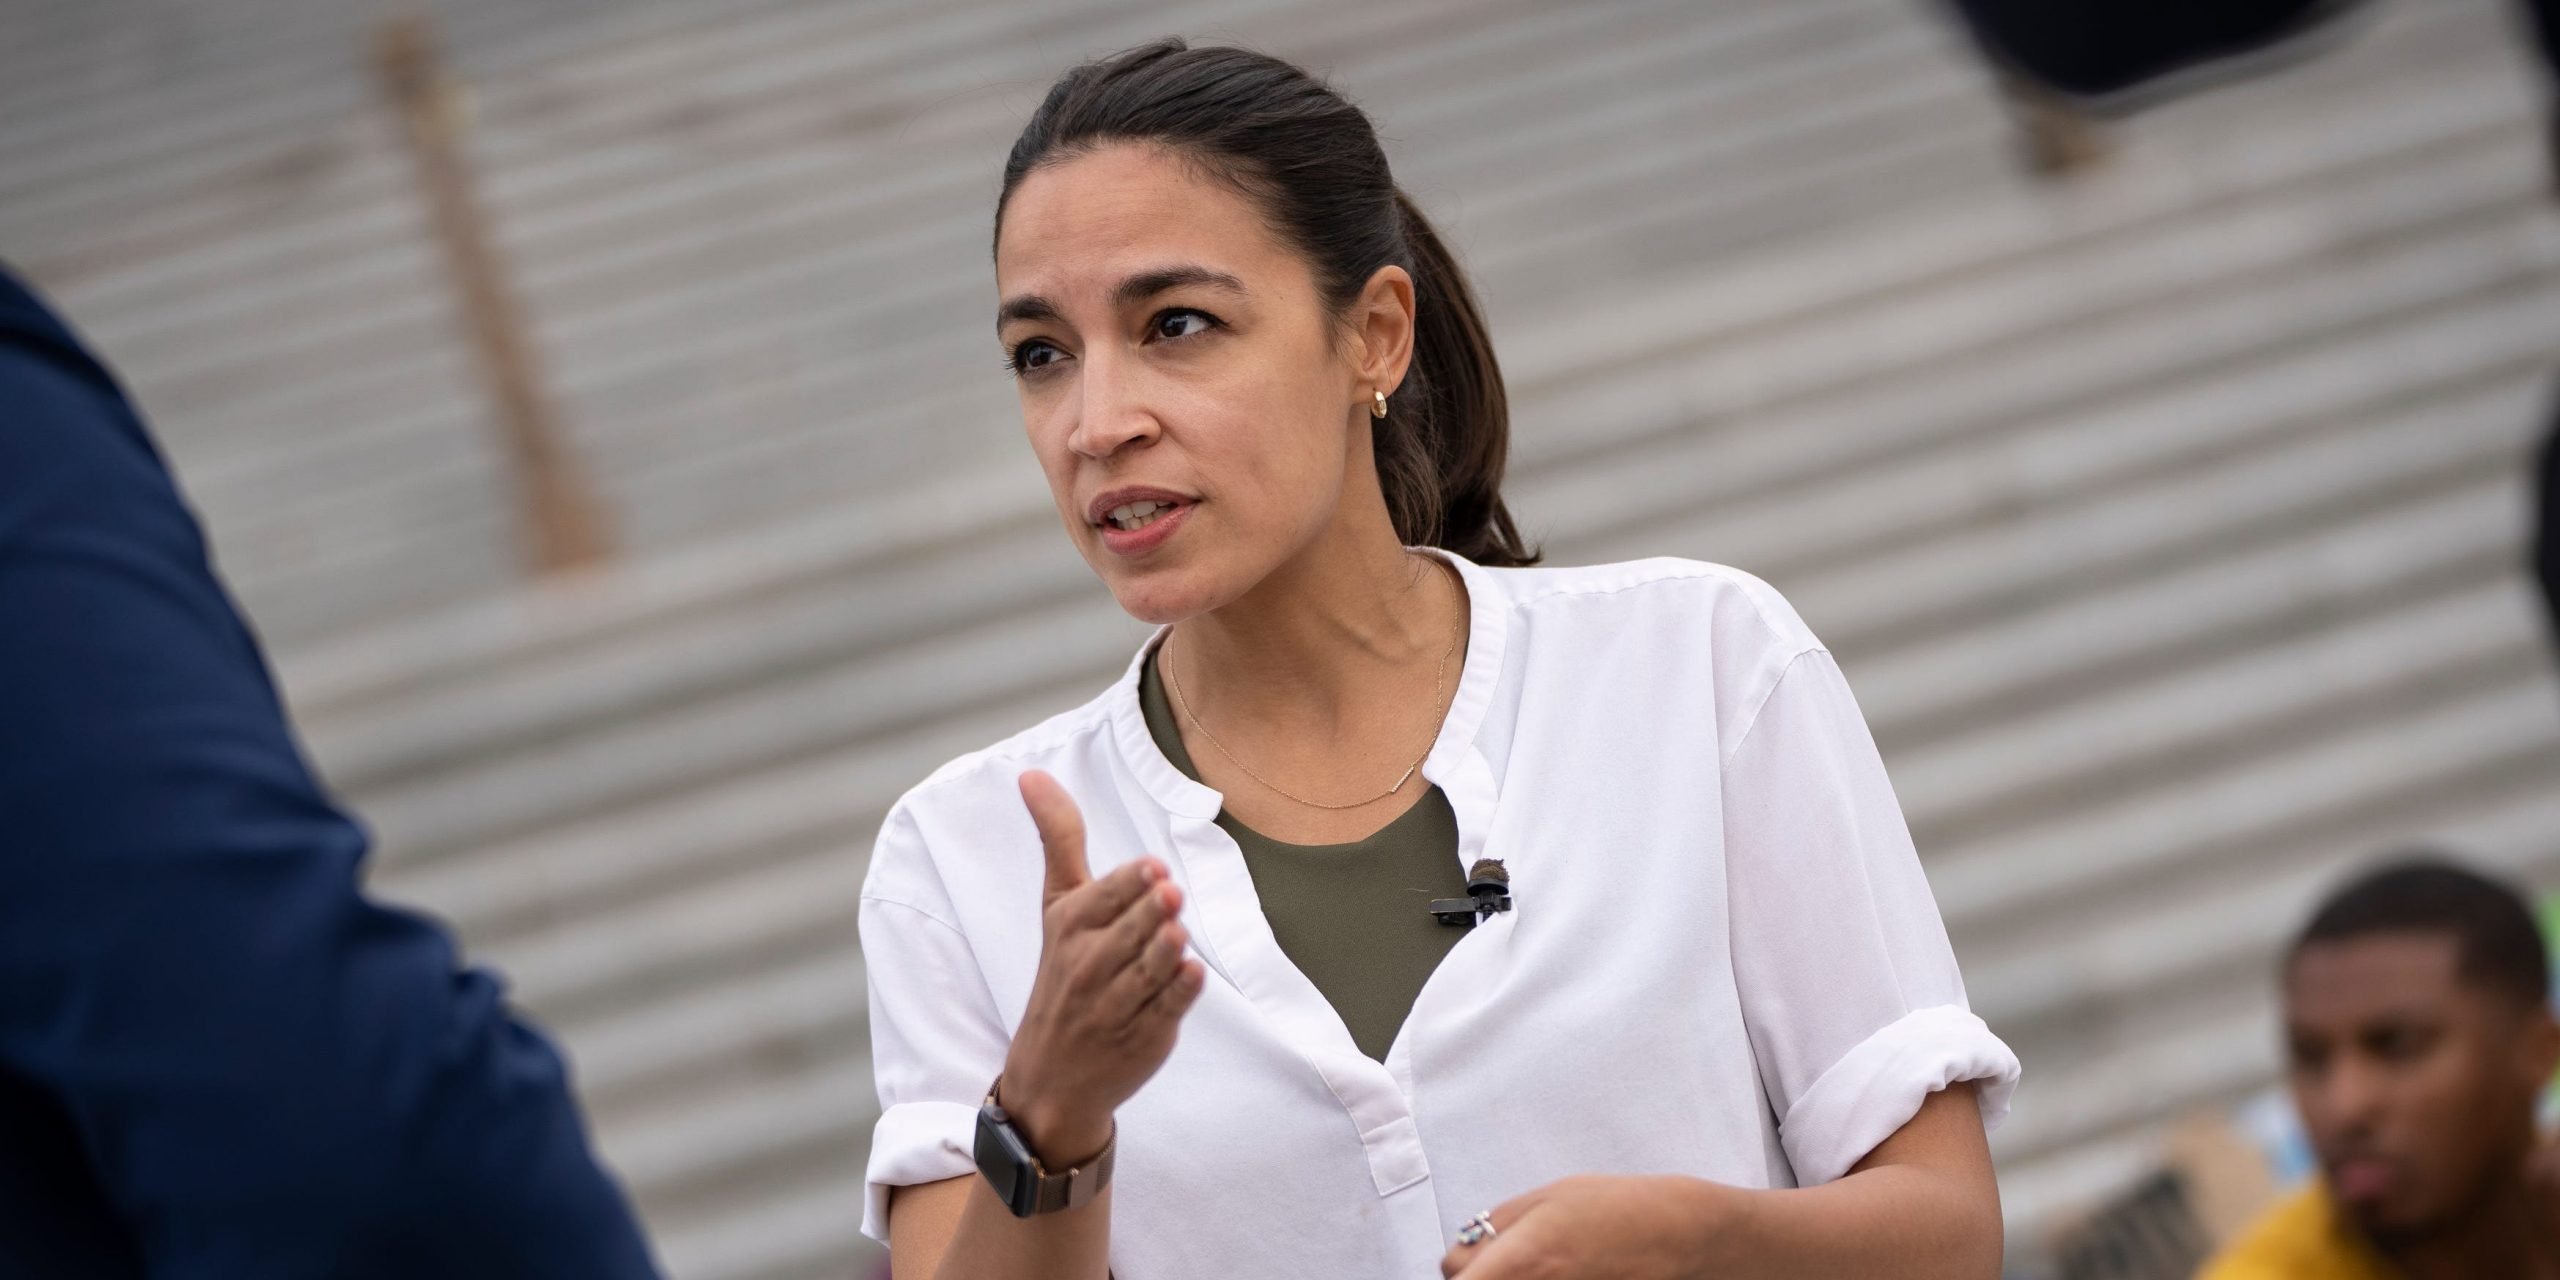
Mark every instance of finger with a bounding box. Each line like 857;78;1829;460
1438;1198;1533;1278
1019;771;1091;903
1440;1227;1483;1277
1097;915;1190;1021
1441;1233;1534;1280
1440;1226;1532;1279
1059;880;1169;994
1441;1242;1470;1277
1054;857;1168;934
1129;955;1206;1034
1088;877;1180;967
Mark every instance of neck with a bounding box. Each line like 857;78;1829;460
2381;1176;2560;1280
1170;499;1458;735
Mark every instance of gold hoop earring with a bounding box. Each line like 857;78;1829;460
1371;390;1389;420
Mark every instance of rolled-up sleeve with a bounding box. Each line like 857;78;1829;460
858;805;1008;1243
1721;649;2019;1187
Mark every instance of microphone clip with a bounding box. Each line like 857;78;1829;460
1430;859;1511;928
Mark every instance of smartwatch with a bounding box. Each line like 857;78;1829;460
973;1081;1115;1218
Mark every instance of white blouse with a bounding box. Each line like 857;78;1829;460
859;551;2020;1277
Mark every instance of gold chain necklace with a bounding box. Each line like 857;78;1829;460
1165;565;1463;811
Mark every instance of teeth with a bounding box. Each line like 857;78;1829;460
1106;500;1171;530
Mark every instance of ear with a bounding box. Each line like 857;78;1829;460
1348;264;1416;404
2520;1005;2560;1089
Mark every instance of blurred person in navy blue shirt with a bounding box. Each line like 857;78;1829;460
0;267;661;1278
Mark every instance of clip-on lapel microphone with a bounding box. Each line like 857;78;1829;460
1430;859;1511;927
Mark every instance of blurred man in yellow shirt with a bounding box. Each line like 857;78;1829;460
2201;859;2560;1280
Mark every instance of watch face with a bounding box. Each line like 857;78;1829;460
975;1103;1038;1217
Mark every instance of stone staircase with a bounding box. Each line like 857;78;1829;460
7;0;2559;1276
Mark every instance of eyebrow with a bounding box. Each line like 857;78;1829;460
996;264;1247;330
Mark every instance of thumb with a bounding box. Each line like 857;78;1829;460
1018;770;1090;903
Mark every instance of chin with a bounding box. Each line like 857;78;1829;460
2342;1193;2447;1247
1098;558;1229;627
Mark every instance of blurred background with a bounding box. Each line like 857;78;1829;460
5;0;2558;1276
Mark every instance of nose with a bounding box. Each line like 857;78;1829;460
2313;1055;2390;1138
1066;346;1160;460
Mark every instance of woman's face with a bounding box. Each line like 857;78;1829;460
994;143;1406;624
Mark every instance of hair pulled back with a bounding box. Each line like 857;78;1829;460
996;38;1539;568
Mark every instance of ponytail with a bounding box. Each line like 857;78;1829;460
998;39;1541;568
1381;190;1536;567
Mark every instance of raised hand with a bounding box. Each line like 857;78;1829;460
992;770;1207;1165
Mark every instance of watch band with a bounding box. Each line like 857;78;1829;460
1026;1126;1114;1215
976;1080;1115;1218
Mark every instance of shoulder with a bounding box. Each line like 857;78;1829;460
2198;1186;2387;1280
0;275;188;554
900;682;1124;814
1463;557;1830;761
865;675;1136;926
864;678;1125;887
1473;555;1821;656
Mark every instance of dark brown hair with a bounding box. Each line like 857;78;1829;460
995;39;1539;568
2293;855;2551;1009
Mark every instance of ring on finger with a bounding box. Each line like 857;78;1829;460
1454;1210;1497;1247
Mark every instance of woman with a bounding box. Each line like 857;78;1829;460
859;39;2020;1279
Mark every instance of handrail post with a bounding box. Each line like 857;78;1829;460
375;14;611;575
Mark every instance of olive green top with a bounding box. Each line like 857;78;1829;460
1140;648;1467;1063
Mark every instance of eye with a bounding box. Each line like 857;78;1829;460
1005;339;1065;377
2343;1018;2440;1066
2286;1038;2328;1075
2372;1025;2436;1062
1150;308;1219;341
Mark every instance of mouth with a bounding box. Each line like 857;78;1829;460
2328;1155;2401;1206
1086;486;1195;531
1099;498;1185;532
1085;487;1196;558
